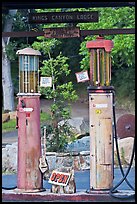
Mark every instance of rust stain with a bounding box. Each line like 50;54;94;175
117;114;135;139
25;147;41;189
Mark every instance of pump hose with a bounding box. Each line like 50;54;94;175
109;91;135;199
2;186;17;190
112;91;135;190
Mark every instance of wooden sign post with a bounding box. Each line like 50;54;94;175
44;27;80;38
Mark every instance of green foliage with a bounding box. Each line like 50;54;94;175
3;10;31;61
33;38;61;57
33;37;78;151
41;122;76;152
12;10;29;31
5;41;29;61
11;62;19;94
40;112;51;123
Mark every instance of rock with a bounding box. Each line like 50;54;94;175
2;142;17;172
46;152;56;171
2;113;10;123
2;149;9;172
66;136;90;152
114;137;135;167
56;155;73;169
73;156;80;171
59;117;89;135
9;111;17;120
79;151;90;170
79;154;90;170
80;151;90;156
2;137;135;174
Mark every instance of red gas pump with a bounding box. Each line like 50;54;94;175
16;48;43;192
86;36;114;191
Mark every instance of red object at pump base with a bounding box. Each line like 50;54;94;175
86;36;114;52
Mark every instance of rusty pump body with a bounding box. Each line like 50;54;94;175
86;36;114;191
16;48;43;192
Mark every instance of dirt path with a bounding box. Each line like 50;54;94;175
40;99;89;118
2;98;135;146
40;99;135;119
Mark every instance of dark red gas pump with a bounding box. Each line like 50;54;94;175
86;36;114;191
16;48;43;192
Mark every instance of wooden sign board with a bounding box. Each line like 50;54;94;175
48;170;71;186
29;11;99;24
44;27;80;38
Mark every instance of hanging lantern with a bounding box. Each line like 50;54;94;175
86;36;114;87
16;47;41;93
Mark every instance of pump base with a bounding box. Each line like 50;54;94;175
2;189;135;202
86;189;111;194
14;188;46;193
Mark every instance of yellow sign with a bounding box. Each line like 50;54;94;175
95;109;102;114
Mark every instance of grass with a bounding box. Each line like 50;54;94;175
2;119;16;133
115;96;135;112
2;112;51;133
40;112;51;123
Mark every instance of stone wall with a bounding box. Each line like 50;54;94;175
2;137;135;174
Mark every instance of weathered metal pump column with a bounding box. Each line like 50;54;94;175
86;36;114;191
16;48;43;192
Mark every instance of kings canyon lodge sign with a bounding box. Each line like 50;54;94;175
28;11;99;24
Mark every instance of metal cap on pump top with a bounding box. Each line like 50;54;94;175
16;47;41;56
86;36;114;52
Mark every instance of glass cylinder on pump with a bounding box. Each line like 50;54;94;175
16;47;41;93
87;36;113;87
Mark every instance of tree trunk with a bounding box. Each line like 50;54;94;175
2;10;17;111
2;38;14;111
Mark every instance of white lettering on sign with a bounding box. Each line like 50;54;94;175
48;170;71;186
23;108;33;112
51;15;73;21
75;70;89;83
29;11;98;24
19;107;33;112
40;77;52;87
76;14;93;20
32;15;48;21
93;104;108;108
